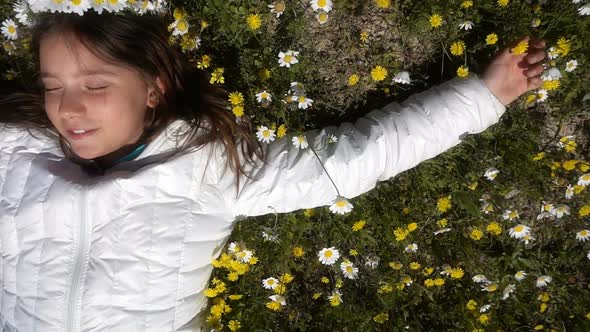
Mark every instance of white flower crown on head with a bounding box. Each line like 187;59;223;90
1;0;168;44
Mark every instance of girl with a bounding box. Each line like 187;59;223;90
0;9;546;332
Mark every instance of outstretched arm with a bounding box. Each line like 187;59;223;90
218;36;547;219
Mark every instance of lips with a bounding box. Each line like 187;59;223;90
66;128;98;140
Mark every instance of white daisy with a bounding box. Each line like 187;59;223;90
508;224;530;239
340;260;358;279
327;289;342;304
1;19;18;41
520;234;534;245
565;184;574;199
169;18;190;36
316;10;329;24
256;126;276;144
255;90;273;103
296;95;314;109
536;275;552;288
458;20;474;30
278;50;299;68
235;249;253;263
292;135;309;149
550;204;570;218
503;209;520;221
480;304;491;313
588;251;590;260
262;277;279;290
228;242;240;253
536;89;548;103
26;0;46;13
541;67;562;81
327;134;338;144
481;202;494;214
289;81;306;94
514;271;527;281
47;0;69;12
67;0;92;16
579;3;590;15
392;71;411;84
89;0;109;14
484;167;499;181
576;230;590;242
104;0;127;12
404;243;418;253
572;0;582;4
261;230;278;242
318;247;340;265
268;1;286;18
329;195;353;214
13;1;31;26
540;201;554;213
502;284;516;300
269;294;286;306
310;0;333;13
558;135;575;149
565;59;578;72
433;227;451;235
364;256;379;269
472;274;489;284
578;173;590;186
536;211;552;220
547;46;560;60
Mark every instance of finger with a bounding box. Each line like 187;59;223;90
525;49;546;64
527;76;543;91
524;63;544;78
530;38;546;49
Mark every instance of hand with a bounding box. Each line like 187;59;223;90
481;35;547;106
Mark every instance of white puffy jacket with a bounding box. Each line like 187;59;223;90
0;75;505;331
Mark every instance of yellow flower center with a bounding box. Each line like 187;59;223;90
318;0;327;7
580;230;588;236
513;225;524;232
8;26;16;34
298;96;306;103
345;266;353;273
324;250;333;258
71;0;82;5
297;136;305;143
336;200;347;207
262;130;271;138
318;12;328;22
284;55;293;63
177;20;188;32
268;279;275;285
275;1;285;12
108;0;118;5
261;92;269;99
53;0;64;4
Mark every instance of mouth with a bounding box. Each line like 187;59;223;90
66;128;99;141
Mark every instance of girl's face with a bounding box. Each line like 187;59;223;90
39;32;159;160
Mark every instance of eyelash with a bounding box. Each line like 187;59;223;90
44;86;108;92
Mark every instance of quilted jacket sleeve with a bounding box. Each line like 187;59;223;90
218;74;506;218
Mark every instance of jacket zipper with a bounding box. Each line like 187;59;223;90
66;187;89;332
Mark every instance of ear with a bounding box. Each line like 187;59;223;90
146;76;166;108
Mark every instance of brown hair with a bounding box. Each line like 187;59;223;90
0;11;264;194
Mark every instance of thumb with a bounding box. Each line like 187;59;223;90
527;76;543;92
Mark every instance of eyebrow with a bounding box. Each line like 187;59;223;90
40;68;118;79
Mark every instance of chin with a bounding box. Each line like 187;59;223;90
70;144;106;160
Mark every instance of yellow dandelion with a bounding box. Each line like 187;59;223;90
437;196;452;213
430;14;443;28
479;313;490;324
258;68;271;81
371;65;388;81
461;1;473;9
228;320;241;331
450;267;465;279
557;37;571;56
393;227;409;241
457;65;469;78
229;294;243;300
466;299;478;311
511;40;529;55
266;301;281;311
247;14;262;31
373;313;389;323
375;0;390;8
470;228;483;241
542;80;560;91
434;278;445;286
407;222;418;232
497;0;509;7
533;152;545;161
486;222;502;236
277;124;287;138
348;74;360;86
352;219;366;232
486;33;498;45
409;262;421;270
450;41;465;56
360;32;369;43
579;205;590;217
232;105;244;117
228;92;244;106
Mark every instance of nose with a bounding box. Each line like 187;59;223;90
58;88;86;119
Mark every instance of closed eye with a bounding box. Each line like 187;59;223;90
87;86;108;91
